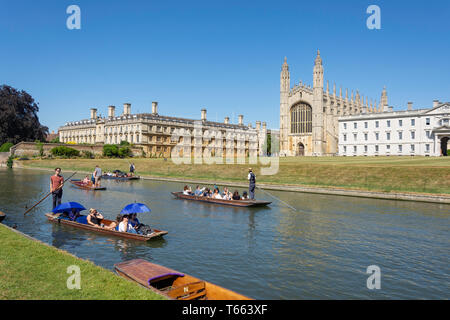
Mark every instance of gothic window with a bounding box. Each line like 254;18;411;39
290;103;312;134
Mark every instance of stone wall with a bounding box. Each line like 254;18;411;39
0;152;10;165
9;142;143;157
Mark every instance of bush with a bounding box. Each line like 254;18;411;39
118;146;131;158
50;137;60;143
6;155;13;168
50;146;80;158
0;142;13;152
103;144;119;157
120;140;131;146
82;150;94;159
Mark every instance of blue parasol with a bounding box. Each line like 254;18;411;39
52;202;86;213
120;203;151;215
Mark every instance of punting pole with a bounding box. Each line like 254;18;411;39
256;186;297;212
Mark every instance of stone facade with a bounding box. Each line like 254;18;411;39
58;103;268;158
339;101;450;156
280;51;387;156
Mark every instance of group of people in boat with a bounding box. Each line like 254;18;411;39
183;185;249;200
59;208;152;235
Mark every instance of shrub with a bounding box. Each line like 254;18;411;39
50;137;60;143
103;144;119;157
120;140;131;146
118;146;131;158
50;146;80;158
82;150;94;159
35;140;44;157
6;155;13;168
0;142;13;152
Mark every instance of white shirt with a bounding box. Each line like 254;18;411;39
118;221;130;232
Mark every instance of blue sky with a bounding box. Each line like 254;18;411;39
1;0;449;132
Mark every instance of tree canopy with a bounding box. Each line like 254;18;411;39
0;85;48;145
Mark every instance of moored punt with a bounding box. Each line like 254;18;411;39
45;213;167;241
114;259;252;300
0;211;5;223
70;179;107;190
171;192;271;207
101;175;140;181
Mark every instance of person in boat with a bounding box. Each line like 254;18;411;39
222;187;232;200
232;190;241;200
118;214;137;234
82;175;90;184
87;208;104;227
105;214;123;231
50;168;64;210
241;191;249;200
212;188;222;199
129;213;140;229
183;185;192;195
68;208;81;221
194;185;205;196
93;165;102;187
248;168;256;200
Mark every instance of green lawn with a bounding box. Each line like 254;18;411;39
0;224;166;300
19;156;450;195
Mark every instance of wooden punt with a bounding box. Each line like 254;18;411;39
45;213;167;241
171;192;271;207
101;175;140;181
114;259;252;300
70;179;106;190
0;211;5;223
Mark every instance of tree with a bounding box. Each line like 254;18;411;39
0;85;48;145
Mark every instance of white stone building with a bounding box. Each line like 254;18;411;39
59;102;269;158
338;101;450;157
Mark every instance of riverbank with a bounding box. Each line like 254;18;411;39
0;223;166;300
16;157;450;203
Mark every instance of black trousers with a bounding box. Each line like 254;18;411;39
52;189;63;209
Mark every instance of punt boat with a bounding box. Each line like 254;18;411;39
45;213;167;241
70;179;107;190
114;259;252;300
171;192;271;207
0;211;5;223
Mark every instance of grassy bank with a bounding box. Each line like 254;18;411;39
19;156;450;195
0;224;165;300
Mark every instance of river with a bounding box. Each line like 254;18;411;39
0;168;448;299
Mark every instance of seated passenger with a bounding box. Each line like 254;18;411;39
232;190;241;200
212;188;222;199
87;208;104;227
129;213;140;229
106;214;122;231
118;214;137;234
194;185;205;196
183;185;192;195
241;191;249;200
69;208;81;221
82;175;90;184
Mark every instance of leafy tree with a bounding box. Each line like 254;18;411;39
0;142;13;152
103;144;119;157
0;85;48;144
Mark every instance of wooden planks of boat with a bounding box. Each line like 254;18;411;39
101;175;140;181
0;211;5;223
171;192;271;207
45;213;167;241
70;179;107;190
114;259;252;300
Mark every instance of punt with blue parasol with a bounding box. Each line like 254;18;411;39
119;203;152;234
52;201;87;223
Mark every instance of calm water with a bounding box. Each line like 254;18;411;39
0;168;449;299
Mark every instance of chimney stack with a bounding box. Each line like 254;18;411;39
388;106;393;112
407;102;413;111
262;122;267;130
256;121;261;131
224;117;229;124
152;101;158;115
383;104;389;112
433;100;439;108
123;103;131;115
201;109;207;121
90;108;97;120
108;105;116;118
238;115;243;125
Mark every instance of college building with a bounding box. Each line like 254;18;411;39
58;102;269;158
338;101;450;156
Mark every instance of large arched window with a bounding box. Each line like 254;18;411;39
291;103;312;134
